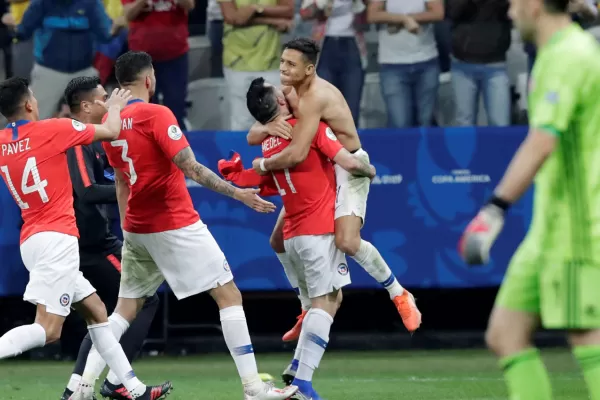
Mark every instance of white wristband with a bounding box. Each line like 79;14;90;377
259;158;267;172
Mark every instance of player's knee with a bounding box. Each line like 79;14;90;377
269;231;285;253
334;233;360;256
36;318;63;345
211;281;243;309
485;309;535;357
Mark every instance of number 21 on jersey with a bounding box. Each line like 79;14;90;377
0;157;49;209
111;139;137;185
272;169;297;196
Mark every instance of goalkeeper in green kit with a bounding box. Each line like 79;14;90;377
458;0;600;398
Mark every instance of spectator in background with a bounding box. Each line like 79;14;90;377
301;0;367;125
367;0;443;128
2;0;32;79
94;0;128;85
447;0;512;127
219;0;293;130
0;0;12;79
3;0;112;119
123;0;194;129
207;0;224;77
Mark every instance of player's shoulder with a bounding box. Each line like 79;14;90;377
316;121;335;140
548;27;600;64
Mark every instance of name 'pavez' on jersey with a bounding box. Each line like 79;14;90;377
0;118;96;243
262;119;343;239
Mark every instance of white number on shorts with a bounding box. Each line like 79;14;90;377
111;139;137;185
0;157;49;209
271;168;297;196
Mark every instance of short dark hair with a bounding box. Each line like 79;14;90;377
64;76;101;113
283;37;320;65
246;77;278;125
115;51;153;86
544;0;569;12
0;77;31;119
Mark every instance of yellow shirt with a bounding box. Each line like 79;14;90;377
10;1;30;25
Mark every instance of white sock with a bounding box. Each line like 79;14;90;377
82;314;130;385
87;322;146;397
67;374;82;392
0;323;46;359
106;370;120;385
276;253;311;310
219;306;261;394
295;308;333;382
351;240;404;298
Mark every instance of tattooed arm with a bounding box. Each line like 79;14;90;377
333;149;376;179
173;146;238;198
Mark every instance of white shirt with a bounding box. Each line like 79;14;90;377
207;0;223;21
377;0;438;64
326;0;355;37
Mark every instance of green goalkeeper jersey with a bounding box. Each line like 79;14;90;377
527;24;600;263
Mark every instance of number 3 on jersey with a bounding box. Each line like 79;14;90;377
0;157;49;209
272;169;297;196
111;139;137;185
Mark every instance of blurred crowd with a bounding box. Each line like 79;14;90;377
0;0;598;131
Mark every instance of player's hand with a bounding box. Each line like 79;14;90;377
97;88;133;111
272;18;293;32
458;204;505;266
266;116;293;140
401;15;420;33
252;158;268;175
234;188;277;213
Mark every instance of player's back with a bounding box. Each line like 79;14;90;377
262;119;342;239
103;101;199;234
527;24;600;259
0;118;96;243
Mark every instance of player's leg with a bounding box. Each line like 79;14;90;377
287;234;350;399
333;159;421;332
143;220;297;400
271;207;311;342
486;248;550;400
0;232;79;359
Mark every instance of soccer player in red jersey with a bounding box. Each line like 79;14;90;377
248;38;422;342
0;77;172;400
78;51;297;400
246;78;376;400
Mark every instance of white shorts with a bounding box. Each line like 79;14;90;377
284;234;350;299
120;220;233;300
335;148;370;226
20;232;96;317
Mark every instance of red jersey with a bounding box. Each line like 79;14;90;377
123;0;189;62
0;119;95;243
103;100;199;234
262;119;343;240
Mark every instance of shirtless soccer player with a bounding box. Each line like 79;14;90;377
459;0;600;398
246;77;376;400
72;51;297;400
248;38;421;341
0;77;172;400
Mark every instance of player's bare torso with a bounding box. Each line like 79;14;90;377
285;77;362;152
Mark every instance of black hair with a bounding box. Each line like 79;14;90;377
544;0;569;13
64;76;101;114
0;77;30;119
246;77;278;125
115;51;153;86
282;37;320;65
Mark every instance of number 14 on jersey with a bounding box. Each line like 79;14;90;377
0;157;49;209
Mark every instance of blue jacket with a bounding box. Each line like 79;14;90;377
16;0;112;73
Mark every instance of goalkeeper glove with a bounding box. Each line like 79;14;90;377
459;199;507;265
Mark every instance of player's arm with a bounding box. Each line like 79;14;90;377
14;0;44;40
247;117;292;145
260;95;322;171
92;88;132;141
333;149;376;179
67;146;117;204
113;168;130;228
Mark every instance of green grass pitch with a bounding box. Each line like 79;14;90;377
0;349;589;399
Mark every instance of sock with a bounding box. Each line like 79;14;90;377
351;240;404;299
219;306;261;394
499;348;552;400
87;322;146;397
276;253;311;310
574;345;600;399
0;323;46;359
292;308;333;394
106;295;160;386
66;374;82;393
82;313;130;385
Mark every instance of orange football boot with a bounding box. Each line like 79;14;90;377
393;291;422;333
282;309;308;342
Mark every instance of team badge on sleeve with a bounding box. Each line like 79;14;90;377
60;293;71;307
325;127;337;141
223;259;231;272
168;125;183;141
72;119;86;132
337;263;348;276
